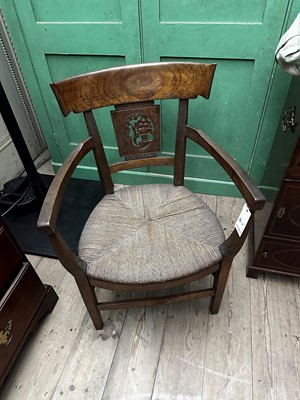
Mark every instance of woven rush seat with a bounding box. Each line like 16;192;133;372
78;184;225;284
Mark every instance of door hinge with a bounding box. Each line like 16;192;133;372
282;106;296;133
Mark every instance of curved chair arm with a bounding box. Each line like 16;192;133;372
186;126;266;258
38;137;94;235
37;137;95;276
186;126;265;211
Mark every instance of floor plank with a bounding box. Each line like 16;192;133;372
151;280;211;400
101;291;169;400
25;254;42;269
201;197;253;400
251;274;300;400
52;289;132;400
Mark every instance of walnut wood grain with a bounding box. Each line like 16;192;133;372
51;62;216;115
109;156;174;174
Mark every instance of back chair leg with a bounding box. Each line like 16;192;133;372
210;257;233;314
75;276;104;330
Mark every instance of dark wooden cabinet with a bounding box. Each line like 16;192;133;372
248;137;300;278
0;216;58;387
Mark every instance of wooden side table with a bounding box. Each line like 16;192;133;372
0;216;58;387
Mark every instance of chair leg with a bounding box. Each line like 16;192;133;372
75;275;104;330
210;257;233;314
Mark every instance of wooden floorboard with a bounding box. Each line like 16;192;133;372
52;289;131;400
1;194;300;400
251;274;300;400
152;280;211;400
102;292;169;400
202;197;253;400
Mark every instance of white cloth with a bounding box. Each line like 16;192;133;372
275;13;300;76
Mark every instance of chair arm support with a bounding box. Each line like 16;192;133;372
186;126;266;259
38;137;95;235
50;230;88;277
186;126;266;212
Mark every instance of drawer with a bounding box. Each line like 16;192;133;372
0;225;24;296
254;237;300;276
288;140;300;179
0;263;46;380
265;181;300;241
289;152;300;178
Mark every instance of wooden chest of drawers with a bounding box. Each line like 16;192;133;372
0;216;58;387
248;137;300;278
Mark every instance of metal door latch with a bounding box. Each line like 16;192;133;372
282;106;296;133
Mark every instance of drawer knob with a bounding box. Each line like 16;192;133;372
0;320;13;347
263;251;268;258
276;207;286;219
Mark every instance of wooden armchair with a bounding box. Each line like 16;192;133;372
38;63;265;330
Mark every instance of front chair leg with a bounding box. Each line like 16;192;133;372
210;256;233;314
75;275;104;330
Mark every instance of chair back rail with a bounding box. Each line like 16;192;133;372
51;62;216;115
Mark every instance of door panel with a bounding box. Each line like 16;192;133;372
159;0;267;23
30;0;122;23
3;0;141;165
46;54;123;152
141;0;291;194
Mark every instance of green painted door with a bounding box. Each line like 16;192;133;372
140;0;297;195
0;0;141;166
1;0;299;195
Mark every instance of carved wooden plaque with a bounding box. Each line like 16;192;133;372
111;103;160;159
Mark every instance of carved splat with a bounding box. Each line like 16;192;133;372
111;101;160;160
